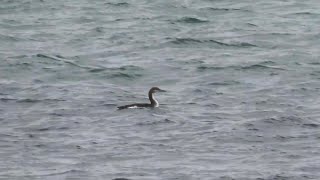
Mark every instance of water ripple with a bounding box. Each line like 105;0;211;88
168;38;257;47
176;17;209;23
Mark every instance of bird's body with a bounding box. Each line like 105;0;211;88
117;87;165;110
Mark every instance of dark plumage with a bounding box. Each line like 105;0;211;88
117;87;166;110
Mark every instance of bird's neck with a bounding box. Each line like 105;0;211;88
149;92;159;107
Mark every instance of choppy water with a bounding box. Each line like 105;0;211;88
1;0;320;179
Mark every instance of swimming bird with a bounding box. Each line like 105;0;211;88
117;87;166;110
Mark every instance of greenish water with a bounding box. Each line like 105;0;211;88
1;0;320;179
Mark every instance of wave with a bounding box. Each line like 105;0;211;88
0;97;65;103
0;34;24;42
90;65;144;79
109;72;143;79
36;54;98;70
310;71;320;78
285;12;318;16
105;2;130;7
197;61;284;72
208;81;240;86
168;38;257;47
260;116;319;129
240;64;285;70
136;118;175;126
263;116;303;125
308;62;320;65
176;17;209;23
36;54;144;80
88;65;142;73
201;7;250;12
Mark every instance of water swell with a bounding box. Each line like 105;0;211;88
240;64;285;70
197;61;285;72
88;65;143;73
168;38;257;47
89;65;144;79
176;17;209;23
0;97;65;103
36;54;144;79
208;81;240;86
0;34;24;42
105;2;130;7
36;54;98;70
200;7;251;12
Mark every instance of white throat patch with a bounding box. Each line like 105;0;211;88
152;94;159;107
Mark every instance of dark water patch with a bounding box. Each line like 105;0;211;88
136;119;175;126
7;55;29;59
93;26;104;33
0;34;24;42
182;59;205;65
201;7;249;12
105;2;130;7
16;98;65;103
259;60;277;65
34;126;70;132
208;81;240;86
269;32;294;36
36;54;102;70
37;127;50;132
102;103;117;107
89;65;143;73
294;12;314;15
33;79;44;84
208;39;246;47
247;23;258;27
258;116;320;129
168;38;257;47
169;38;202;44
240;64;285;71
263;116;303;125
257;174;296;180
197;61;283;72
28;134;34;138
109;72;142;79
243;116;314;133
118;65;142;71
248;127;260;131
176;17;209;23
192;88;206;93
274;135;296;141
0;97;16;102
302;123;319;128
17;98;42;103
185;102;197;105
89;65;144;80
308;62;320;65
0;133;19;138
88;68;108;73
205;103;220;108
285;12;318;16
34;144;46;148
310;71;320;79
38;169;87;177
57;127;69;130
48;112;64;117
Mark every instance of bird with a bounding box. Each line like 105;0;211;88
117;87;166;110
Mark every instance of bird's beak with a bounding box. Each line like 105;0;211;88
159;89;166;92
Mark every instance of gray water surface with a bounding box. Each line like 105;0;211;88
1;0;320;179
